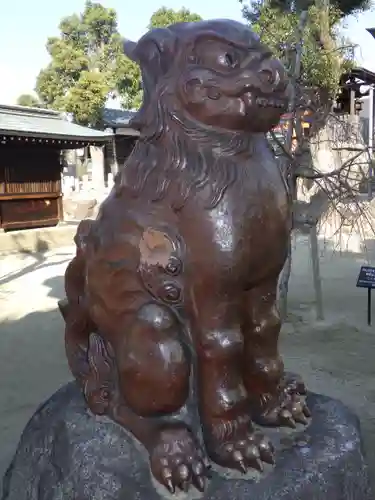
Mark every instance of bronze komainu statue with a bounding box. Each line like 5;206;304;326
59;19;310;495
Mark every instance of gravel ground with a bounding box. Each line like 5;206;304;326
0;237;374;491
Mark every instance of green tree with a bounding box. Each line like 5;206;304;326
240;0;360;100
16;94;41;108
148;6;202;29
240;0;371;319
258;0;370;17
35;1;141;125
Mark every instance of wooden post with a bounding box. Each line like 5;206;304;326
367;288;372;326
90;145;105;192
57;195;64;222
350;89;356;116
368;86;373;200
112;134;119;176
309;224;324;320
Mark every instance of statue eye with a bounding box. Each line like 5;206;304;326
224;52;237;68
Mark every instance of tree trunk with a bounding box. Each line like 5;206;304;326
279;10;308;320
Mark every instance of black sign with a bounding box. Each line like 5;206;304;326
357;266;375;289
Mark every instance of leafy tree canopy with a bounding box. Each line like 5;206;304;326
241;0;361;99
35;1;141;125
148;6;202;29
35;4;202;123
259;0;371;17
16;94;41;108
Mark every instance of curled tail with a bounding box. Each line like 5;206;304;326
59;219;116;415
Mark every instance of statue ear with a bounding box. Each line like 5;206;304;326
123;39;138;62
123;28;177;82
123;28;177;135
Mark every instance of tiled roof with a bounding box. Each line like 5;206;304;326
0;104;113;143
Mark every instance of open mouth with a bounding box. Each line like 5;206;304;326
242;92;287;109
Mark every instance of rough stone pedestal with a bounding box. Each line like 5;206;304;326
1;382;373;500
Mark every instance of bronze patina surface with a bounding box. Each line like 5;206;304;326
59;19;310;495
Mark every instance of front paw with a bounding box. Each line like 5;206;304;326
254;373;311;428
206;426;274;473
149;424;209;494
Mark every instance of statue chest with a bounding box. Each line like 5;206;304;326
182;157;290;286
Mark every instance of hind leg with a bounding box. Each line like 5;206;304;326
242;277;310;428
115;302;190;416
89;302;209;493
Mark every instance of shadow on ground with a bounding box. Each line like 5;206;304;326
0;255;72;288
0;274;71;486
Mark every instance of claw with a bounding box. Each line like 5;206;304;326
177;464;191;492
233;450;247;473
258;438;274;455
245;444;260;460
237;460;248;474
161;468;175;494
177;464;190;488
166;478;175;494
249;457;264;472
181;481;189;492
255;458;264;472
294;412;308;425
259;446;275;465
192;462;204;476
233;450;244;461
291;401;303;414
280;408;292;419
178;464;190;480
161;467;172;480
245;444;263;473
279;409;296;428
193;475;206;492
303;405;311;418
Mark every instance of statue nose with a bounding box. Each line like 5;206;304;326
259;68;279;85
259;55;284;80
239;60;287;95
259;61;288;93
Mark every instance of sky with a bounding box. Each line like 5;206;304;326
1;0;375;105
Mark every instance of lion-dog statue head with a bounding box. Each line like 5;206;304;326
120;19;290;210
124;19;289;134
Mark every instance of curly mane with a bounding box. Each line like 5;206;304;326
117;84;256;210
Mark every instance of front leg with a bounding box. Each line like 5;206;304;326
190;287;274;473
242;277;310;428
